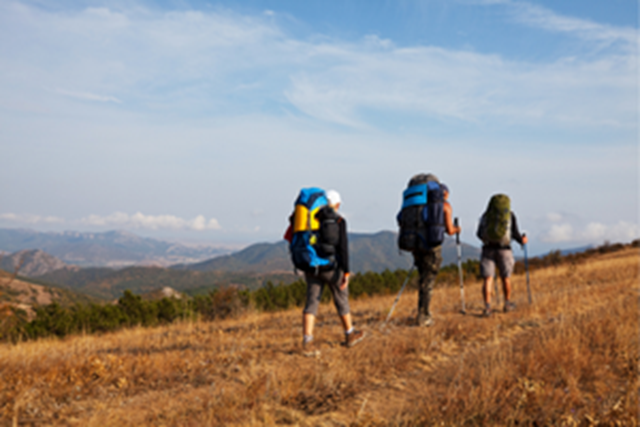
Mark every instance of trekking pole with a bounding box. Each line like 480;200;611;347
523;234;532;304
385;265;416;324
454;218;466;314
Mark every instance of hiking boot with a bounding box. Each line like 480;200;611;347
504;301;516;313
417;313;434;327
345;330;366;348
482;307;492;318
302;340;320;357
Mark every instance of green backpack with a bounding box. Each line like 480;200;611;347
480;194;511;246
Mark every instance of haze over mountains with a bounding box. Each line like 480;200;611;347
1;228;481;300
0;228;232;268
1;228;481;273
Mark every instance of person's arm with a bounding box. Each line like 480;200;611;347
476;214;484;241
443;202;461;235
511;212;528;245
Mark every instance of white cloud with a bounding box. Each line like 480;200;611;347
546;212;563;222
581;221;639;242
55;89;121;103
287;45;635;128
0;213;64;224
0;1;635;130
80;212;221;231
541;220;639;244
506;1;637;48
542;223;574;243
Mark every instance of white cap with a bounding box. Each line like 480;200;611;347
326;189;342;207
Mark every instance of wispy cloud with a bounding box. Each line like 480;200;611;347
0;213;64;224
80;212;221;231
502;0;637;48
55;89;121;103
0;1;635;129
287;45;635;129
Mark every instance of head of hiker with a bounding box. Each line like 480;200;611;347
441;183;449;200
326;190;341;210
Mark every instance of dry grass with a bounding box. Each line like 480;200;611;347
1;248;638;426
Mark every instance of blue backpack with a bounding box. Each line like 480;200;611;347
397;174;445;251
289;188;336;273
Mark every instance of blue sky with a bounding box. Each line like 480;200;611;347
0;0;637;255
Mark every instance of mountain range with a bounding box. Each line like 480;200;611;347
176;231;480;274
0;249;70;277
1;228;482;300
0;228;232;267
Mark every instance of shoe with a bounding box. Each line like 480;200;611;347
302;340;320;357
504;301;516;313
482;307;492;317
345;330;366;348
417;313;434;327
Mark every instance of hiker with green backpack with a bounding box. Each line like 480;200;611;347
396;173;461;327
284;188;365;357
476;194;528;317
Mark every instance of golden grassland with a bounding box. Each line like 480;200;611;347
1;248;638;426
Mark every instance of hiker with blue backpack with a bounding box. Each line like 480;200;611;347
397;173;461;327
284;188;365;357
476;194;528;317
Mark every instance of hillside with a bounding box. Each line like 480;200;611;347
178;231;480;273
37;266;297;300
1;246;637;425
34;231;480;300
0;249;71;277
0;270;97;319
0;228;231;268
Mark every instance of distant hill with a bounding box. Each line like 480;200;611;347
176;231;481;274
36;266;297;300
350;231;479;272
0;228;232;268
24;229;481;300
140;286;185;301
0;270;98;319
0;249;72;277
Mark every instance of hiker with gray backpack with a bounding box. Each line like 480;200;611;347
396;173;461;327
284;188;365;357
476;194;528;317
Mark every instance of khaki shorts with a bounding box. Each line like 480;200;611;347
480;247;515;278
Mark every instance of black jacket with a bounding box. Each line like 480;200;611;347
315;206;349;273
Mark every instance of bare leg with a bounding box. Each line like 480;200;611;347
339;313;353;332
502;276;512;301
303;313;315;337
483;276;493;306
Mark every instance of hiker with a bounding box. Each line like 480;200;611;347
476;194;528;316
285;189;365;356
397;174;461;327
